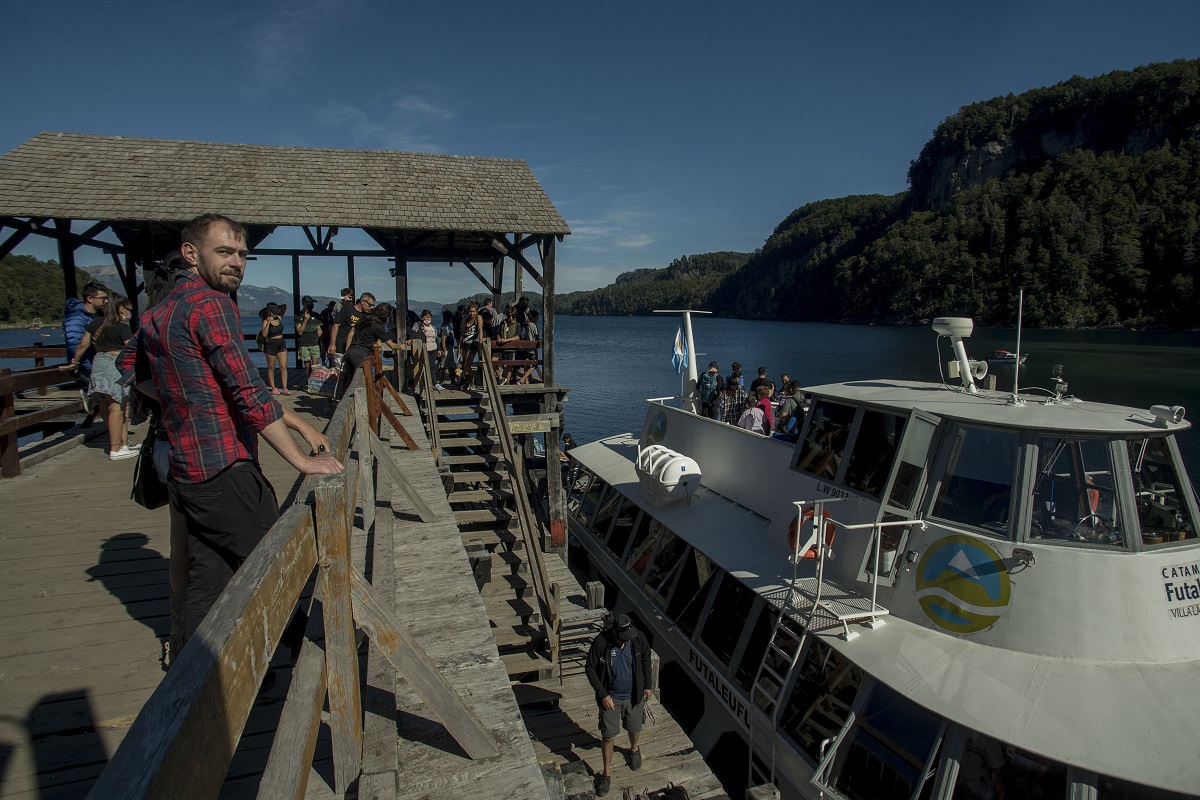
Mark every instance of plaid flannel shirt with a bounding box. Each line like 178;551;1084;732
118;270;281;483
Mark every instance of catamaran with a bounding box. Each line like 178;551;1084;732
564;314;1198;800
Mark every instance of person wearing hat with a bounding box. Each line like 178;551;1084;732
296;295;322;378
585;613;654;796
696;361;725;420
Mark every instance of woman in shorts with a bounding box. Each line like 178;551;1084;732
259;303;289;395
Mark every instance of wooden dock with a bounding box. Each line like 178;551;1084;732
0;367;730;800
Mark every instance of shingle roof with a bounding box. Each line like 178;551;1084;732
0;132;570;236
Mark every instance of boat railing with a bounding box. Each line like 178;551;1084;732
86;372;498;800
791;500;926;640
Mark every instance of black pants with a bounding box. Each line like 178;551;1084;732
170;461;279;639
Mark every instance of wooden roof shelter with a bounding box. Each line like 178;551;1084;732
0;131;570;381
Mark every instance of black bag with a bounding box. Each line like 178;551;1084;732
131;423;169;510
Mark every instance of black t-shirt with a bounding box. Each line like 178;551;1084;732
334;304;357;352
351;322;389;350
297;313;320;346
86;317;134;353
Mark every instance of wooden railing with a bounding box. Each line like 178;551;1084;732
491;338;543;383
0;344;85;478
87;373;497;800
478;339;560;673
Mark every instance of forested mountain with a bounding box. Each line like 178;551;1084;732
555;252;750;316
0;255;97;325
563;58;1200;329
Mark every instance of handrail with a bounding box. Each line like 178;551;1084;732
0;358;87;478
415;341;442;464
490;338;543;383
88;370;497;799
478;339;558;669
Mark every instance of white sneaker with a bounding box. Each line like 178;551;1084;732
434;383;444;391
110;446;139;461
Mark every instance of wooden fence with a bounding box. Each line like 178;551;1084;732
86;370;498;799
0;343;85;477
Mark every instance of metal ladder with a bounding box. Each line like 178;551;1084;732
746;500;829;791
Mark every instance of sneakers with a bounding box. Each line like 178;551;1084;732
629;748;642;771
434;383;444;391
109;444;139;461
594;774;611;797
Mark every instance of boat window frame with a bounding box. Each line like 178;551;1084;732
589;486;626;543
812;678;948;800
792;397;863;487
856;409;943;585
1021;435;1133;550
925;422;1022;542
1125;433;1200;551
565;466;594;519
695;570;761;674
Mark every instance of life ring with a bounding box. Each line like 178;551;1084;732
787;507;836;559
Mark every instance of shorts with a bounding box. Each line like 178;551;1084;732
599;697;644;738
88;351;128;404
298;345;321;363
263;338;286;357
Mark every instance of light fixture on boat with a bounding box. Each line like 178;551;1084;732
932;317;983;394
635;444;701;507
1150;405;1186;427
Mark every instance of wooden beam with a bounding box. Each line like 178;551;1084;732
367;431;435;522
347;254;356;299
378;401;419;452
540;236;556;386
86;505;318;800
353;387;376;534
348;569;500;759
291;255;302;335
392;239;408;325
376;372;413;416
55;219;77;300
509;246;544;289
0;226;30;260
462;259;496;295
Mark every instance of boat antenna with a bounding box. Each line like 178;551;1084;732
1009;288;1025;406
653;309;711;414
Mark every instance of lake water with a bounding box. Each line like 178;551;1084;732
5;316;1199;477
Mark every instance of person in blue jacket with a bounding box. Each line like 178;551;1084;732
63;281;110;381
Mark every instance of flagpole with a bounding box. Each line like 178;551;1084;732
655;309;712;414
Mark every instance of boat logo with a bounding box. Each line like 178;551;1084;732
644;411;668;445
915;535;1011;634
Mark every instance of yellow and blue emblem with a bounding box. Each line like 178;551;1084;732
644;411;668;445
915;535;1011;634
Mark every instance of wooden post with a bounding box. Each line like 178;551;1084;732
0;369;18;478
353;388;375;534
392;240;408;332
346;255;355;299
291;254;301;361
314;469;363;793
33;342;47;396
55;219;77;302
544;394;566;552
540;237;555;386
360;357;379;435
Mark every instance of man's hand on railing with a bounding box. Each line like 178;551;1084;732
300;453;345;474
58;363;79;372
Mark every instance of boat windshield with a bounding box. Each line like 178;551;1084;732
931;426;1018;536
1029;437;1126;548
1127;437;1198;547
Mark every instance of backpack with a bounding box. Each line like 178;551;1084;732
698;372;718;403
636;784;690;800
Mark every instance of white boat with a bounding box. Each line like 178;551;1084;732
564;315;1198;799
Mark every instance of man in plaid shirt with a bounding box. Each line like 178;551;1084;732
124;214;342;638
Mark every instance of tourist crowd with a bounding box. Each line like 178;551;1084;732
696;360;806;440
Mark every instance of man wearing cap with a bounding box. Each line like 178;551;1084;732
696;361;725;420
585;613;654;796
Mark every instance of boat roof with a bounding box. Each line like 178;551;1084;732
805;379;1190;435
572;432;1200;793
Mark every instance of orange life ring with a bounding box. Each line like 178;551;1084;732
787;508;836;559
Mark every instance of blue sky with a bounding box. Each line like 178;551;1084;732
3;0;1198;305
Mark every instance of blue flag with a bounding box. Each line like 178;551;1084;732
672;326;688;375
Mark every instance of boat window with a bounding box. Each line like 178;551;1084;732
732;603;776;692
645;531;688;607
566;468;594;519
887;413;939;511
1096;773;1192;799
626;518;668;580
1128;438;1198;547
697;573;757;671
608;501;645;559
826;684;944;800
844;411;907;498
863;513;912;580
666;549;717;637
751;616;805;714
590;489;623;541
578;476;608;527
931;426;1018;535
1029;437;1126;547
794;400;857;482
780;636;863;762
952;733;1067;799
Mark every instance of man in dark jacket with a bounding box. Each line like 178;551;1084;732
585;613;653;796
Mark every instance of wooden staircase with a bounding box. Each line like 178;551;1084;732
427;380;557;681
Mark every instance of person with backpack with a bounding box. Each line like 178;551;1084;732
696;361;724;419
585;613;654;797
